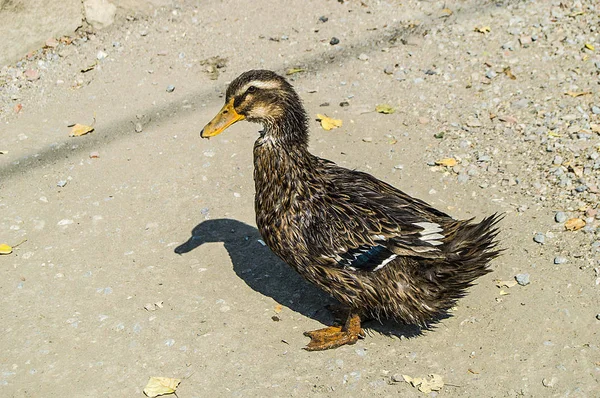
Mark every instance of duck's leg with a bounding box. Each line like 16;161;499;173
303;312;364;351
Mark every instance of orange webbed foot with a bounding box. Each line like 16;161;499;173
303;313;364;351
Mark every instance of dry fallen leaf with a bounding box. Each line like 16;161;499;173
403;374;444;393
569;165;583;178
565;91;592;97
440;8;453;17
286;68;306;75
496;279;518;288
564;218;585;231
0;243;13;255
498;115;518;124
474;26;491;34
143;377;181;398
316;114;342;131
503;66;516;80
375;104;395;114
435;158;458;167
69;124;94;137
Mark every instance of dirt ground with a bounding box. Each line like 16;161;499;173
1;0;599;397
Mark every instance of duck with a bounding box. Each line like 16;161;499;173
200;69;502;351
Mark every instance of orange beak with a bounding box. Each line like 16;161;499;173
200;99;245;138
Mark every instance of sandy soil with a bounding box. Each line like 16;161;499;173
1;0;599;397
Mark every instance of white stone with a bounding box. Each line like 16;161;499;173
84;0;117;30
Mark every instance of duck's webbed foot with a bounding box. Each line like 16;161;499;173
303;312;364;351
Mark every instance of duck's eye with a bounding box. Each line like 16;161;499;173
247;86;257;94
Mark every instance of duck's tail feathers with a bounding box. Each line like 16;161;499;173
439;212;504;294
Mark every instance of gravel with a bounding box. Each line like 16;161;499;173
533;233;545;244
554;212;567;223
515;273;530;286
554;256;568;265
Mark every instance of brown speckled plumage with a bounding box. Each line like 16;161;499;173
201;70;502;350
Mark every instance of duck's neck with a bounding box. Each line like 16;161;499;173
253;109;314;223
258;107;309;149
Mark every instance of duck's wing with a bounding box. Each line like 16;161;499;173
304;166;458;273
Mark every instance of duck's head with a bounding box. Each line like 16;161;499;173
201;70;308;144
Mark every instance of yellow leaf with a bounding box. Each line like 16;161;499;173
69;124;94;137
143;377;181;398
496;279;518;288
564;218;585;231
316;114;342;131
0;244;13;255
286;68;305;75
274;304;283;313
565;91;592;97
474;26;491;34
584;43;595;51
375;104;395;114
435;158;458;167
499;289;510;296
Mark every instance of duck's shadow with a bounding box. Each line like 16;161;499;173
175;218;422;339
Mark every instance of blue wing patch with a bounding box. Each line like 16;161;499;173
338;244;397;272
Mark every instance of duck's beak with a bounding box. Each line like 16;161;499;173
200;99;245;138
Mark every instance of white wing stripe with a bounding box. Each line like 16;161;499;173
372;254;398;272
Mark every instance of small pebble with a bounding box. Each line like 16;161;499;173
391;374;404;383
166;85;175;92
542;377;557;388
533;232;545;244
515;273;530;286
24;69;40;81
57;180;67;187
485;69;497;79
97;51;108;60
555;211;567;223
383;65;394;75
358;53;369;61
135;122;143;133
596;314;600;321
554;256;567;264
319;16;329;23
591;105;600;115
330;37;340;45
